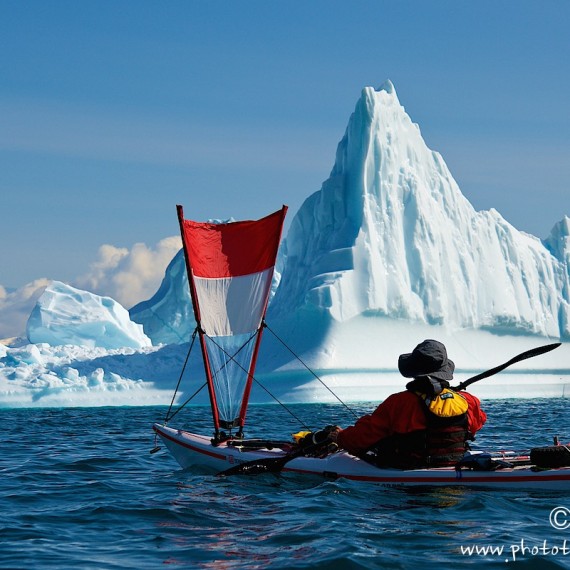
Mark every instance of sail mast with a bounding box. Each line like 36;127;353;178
177;205;222;434
237;207;288;433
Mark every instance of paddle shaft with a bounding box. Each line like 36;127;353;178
453;342;561;391
218;438;332;476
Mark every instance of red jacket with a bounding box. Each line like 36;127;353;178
337;390;486;456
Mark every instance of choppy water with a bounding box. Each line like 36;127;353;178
2;400;570;569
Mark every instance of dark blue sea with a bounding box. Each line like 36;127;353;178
2;400;570;569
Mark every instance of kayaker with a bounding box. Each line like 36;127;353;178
328;339;487;468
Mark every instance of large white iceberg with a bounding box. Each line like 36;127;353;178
27;281;152;349
270;81;570;339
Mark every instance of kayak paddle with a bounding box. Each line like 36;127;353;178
453;342;561;391
217;438;332;477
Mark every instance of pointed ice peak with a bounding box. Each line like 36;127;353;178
355;80;402;120
272;81;570;340
362;79;401;107
377;79;396;94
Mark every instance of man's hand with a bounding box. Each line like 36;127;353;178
327;426;342;442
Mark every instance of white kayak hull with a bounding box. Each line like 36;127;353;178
153;424;570;490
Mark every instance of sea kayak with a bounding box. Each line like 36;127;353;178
153;424;570;490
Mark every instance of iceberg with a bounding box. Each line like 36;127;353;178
129;250;195;345
27;281;152;350
270;81;569;340
0;341;184;408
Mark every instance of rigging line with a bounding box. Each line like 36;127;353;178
165;382;208;422
251;376;312;431
204;330;312;431
165;328;198;424
210;330;258;378
264;323;359;420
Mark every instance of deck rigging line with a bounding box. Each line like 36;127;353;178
165;382;208;424
204;327;312;431
163;320;360;431
164;328;199;423
164;329;259;424
264;323;359;420
163;329;258;424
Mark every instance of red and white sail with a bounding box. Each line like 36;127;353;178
180;209;286;336
177;205;287;435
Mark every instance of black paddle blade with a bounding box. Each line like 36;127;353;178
454;342;562;391
217;456;290;477
217;438;332;477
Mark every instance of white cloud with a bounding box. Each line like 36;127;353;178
0;278;51;341
74;236;181;309
74;244;129;294
0;237;181;342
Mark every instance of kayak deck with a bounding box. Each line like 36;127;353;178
153;424;570;490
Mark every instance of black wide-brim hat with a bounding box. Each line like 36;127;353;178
398;339;455;381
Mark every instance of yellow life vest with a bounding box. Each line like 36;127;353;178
417;388;469;418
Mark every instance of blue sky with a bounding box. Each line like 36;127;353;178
1;1;569;291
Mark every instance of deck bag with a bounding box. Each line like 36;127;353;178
455;451;513;471
530;445;570;468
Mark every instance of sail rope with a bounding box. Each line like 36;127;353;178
209;329;258;376
205;330;312;431
164;328;199;423
164;382;207;423
163;322;356;431
163;331;264;425
264;323;359;420
250;376;312;431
